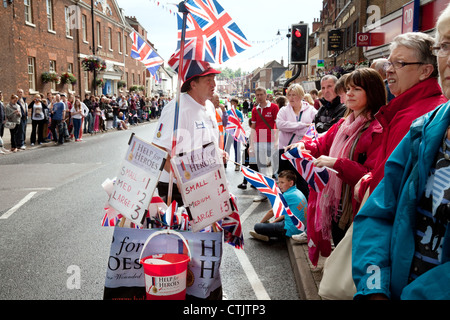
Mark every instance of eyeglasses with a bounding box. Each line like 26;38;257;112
383;60;425;71
432;42;450;57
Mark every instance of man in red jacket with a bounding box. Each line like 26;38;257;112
355;32;447;201
250;87;279;202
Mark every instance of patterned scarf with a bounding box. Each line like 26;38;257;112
318;112;370;239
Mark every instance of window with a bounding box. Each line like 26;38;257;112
46;0;54;31
49;60;56;91
97;22;102;47
84;71;89;93
108;27;112;51
24;0;34;24
118;32;122;54
65;6;73;38
28;57;36;92
68;63;74;91
124;33;128;55
82;14;88;42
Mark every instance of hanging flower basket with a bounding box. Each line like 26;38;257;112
61;72;77;85
95;78;105;88
82;56;107;73
41;71;61;84
355;60;370;69
117;80;127;89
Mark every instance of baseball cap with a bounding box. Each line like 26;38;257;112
179;61;221;93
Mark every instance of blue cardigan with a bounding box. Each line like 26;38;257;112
352;101;450;300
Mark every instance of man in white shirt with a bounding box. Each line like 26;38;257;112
152;64;221;205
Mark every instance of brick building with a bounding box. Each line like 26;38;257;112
0;0;156;100
304;0;447;83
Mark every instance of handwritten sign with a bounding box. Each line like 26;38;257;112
109;134;167;226
171;143;232;232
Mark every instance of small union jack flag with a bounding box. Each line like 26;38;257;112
302;123;319;143
101;206;122;227
286;155;329;193
181;0;251;64
226;108;246;144
130;30;164;80
215;193;244;248
281;147;314;161
241;166;305;231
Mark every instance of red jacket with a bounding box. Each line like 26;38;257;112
303;117;383;266
359;77;447;198
305;117;383;215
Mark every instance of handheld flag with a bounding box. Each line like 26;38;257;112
302;123;319;143
226;108;246;144
130;30;164;80
241;166;305;231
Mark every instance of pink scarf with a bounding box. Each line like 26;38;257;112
318;112;369;239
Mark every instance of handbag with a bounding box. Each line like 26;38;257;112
4;121;17;129
318;188;370;300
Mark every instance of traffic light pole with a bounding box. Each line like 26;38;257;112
283;64;302;96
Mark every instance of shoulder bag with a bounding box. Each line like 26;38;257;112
318;188;370;300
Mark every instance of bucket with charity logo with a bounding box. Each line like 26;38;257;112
139;230;191;300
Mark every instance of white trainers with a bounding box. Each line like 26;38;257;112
253;195;268;202
291;232;308;244
249;231;269;242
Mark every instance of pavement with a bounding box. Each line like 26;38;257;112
1;120;326;300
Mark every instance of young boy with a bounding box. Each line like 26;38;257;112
250;170;307;242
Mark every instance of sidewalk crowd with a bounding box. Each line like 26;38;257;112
1;3;449;300
0;90;169;152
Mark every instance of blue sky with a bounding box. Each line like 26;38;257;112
116;0;323;72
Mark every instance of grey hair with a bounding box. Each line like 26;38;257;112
320;74;338;85
435;3;450;43
390;32;438;78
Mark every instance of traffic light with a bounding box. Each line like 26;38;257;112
290;24;308;64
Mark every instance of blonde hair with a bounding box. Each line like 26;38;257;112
304;93;314;105
286;83;305;99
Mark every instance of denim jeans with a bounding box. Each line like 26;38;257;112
254;221;286;238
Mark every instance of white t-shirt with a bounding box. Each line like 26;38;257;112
152;93;219;183
32;102;45;121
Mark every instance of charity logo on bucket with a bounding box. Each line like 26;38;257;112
145;271;187;297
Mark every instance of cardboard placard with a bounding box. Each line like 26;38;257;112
171;143;231;232
108;134;167;226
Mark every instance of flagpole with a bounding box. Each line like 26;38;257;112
167;1;189;205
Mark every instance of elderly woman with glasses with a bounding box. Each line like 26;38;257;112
355;32;447;202
352;3;450;300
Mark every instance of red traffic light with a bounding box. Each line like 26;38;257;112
294;29;302;37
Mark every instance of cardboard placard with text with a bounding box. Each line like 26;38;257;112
108;134;167;226
171;143;232;232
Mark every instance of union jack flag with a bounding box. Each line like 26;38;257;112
168;50;210;82
241;166;305;231
281;146;314;161
226;108;246;144
215;193;244;248
130;30;164;80
176;11;215;63
179;0;251;64
101;206;122;227
284;153;329;193
302;123;319;143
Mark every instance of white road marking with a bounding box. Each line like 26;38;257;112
0;192;37;220
233;201;271;300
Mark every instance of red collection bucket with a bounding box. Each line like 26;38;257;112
139;230;191;300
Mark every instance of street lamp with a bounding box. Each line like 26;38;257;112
277;27;292;66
